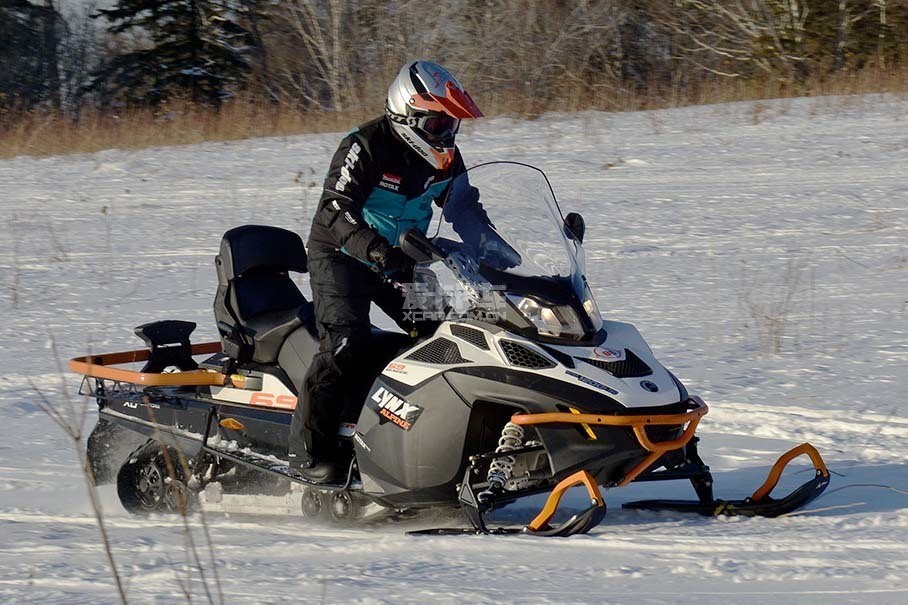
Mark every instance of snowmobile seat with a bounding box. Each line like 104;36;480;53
214;225;317;365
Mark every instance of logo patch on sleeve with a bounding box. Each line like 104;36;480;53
367;386;423;430
336;141;361;192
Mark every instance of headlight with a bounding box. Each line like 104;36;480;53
582;285;603;331
508;294;584;339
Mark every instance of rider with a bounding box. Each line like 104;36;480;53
289;60;487;483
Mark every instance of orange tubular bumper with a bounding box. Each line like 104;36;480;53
69;342;226;387
510;397;709;487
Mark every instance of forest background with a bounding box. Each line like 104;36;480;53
3;0;907;158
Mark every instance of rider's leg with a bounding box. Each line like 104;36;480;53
289;254;376;481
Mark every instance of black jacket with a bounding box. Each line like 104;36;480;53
307;116;465;261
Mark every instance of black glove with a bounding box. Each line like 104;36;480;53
367;240;413;276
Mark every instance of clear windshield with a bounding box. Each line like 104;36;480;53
433;162;585;279
419;162;601;339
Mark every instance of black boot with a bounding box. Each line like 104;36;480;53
293;458;343;484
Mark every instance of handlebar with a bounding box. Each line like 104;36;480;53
399;229;446;264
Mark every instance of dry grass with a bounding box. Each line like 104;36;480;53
3;66;908;159
559;64;908;114
0;99;374;159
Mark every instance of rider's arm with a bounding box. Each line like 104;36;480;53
433;149;467;208
437;150;488;246
313;132;383;261
440;152;521;269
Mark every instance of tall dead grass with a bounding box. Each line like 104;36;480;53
0;99;374;159
3;65;908;159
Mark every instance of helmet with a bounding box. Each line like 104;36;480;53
386;60;483;170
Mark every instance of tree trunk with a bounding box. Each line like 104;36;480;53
42;0;61;109
834;0;849;71
878;0;887;69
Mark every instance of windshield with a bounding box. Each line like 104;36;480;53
435;162;583;280
421;162;602;341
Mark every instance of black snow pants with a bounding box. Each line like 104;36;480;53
289;252;436;462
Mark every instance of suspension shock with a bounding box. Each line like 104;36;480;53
484;422;525;495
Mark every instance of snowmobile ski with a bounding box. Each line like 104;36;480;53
623;443;830;517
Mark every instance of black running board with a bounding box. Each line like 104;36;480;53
199;408;359;492
201;441;360;492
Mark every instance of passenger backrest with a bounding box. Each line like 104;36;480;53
214;225;309;364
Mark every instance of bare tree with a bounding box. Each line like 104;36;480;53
834;1;867;70
274;0;352;111
30;339;127;604
442;1;635;112
664;0;811;82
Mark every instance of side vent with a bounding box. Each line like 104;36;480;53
406;337;470;365
450;324;490;350
577;349;652;378
499;341;556;369
538;344;575;369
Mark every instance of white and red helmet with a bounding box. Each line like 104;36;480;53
386;60;483;170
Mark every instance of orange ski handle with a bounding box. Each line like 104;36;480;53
527;470;604;532
511;399;709;487
750;443;829;503
69;342;226;387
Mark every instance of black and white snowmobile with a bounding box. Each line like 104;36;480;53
71;162;829;536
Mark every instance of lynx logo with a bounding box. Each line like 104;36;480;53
335;141;362;192
368;386;423;430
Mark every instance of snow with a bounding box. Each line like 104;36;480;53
1;94;907;603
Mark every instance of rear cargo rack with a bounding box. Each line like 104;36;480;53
69;320;227;387
70;342;226;386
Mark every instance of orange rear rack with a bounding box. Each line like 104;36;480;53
69;342;226;387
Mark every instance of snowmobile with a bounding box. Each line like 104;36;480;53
71;162;829;536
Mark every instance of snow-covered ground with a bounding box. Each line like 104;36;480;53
1;94;906;604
